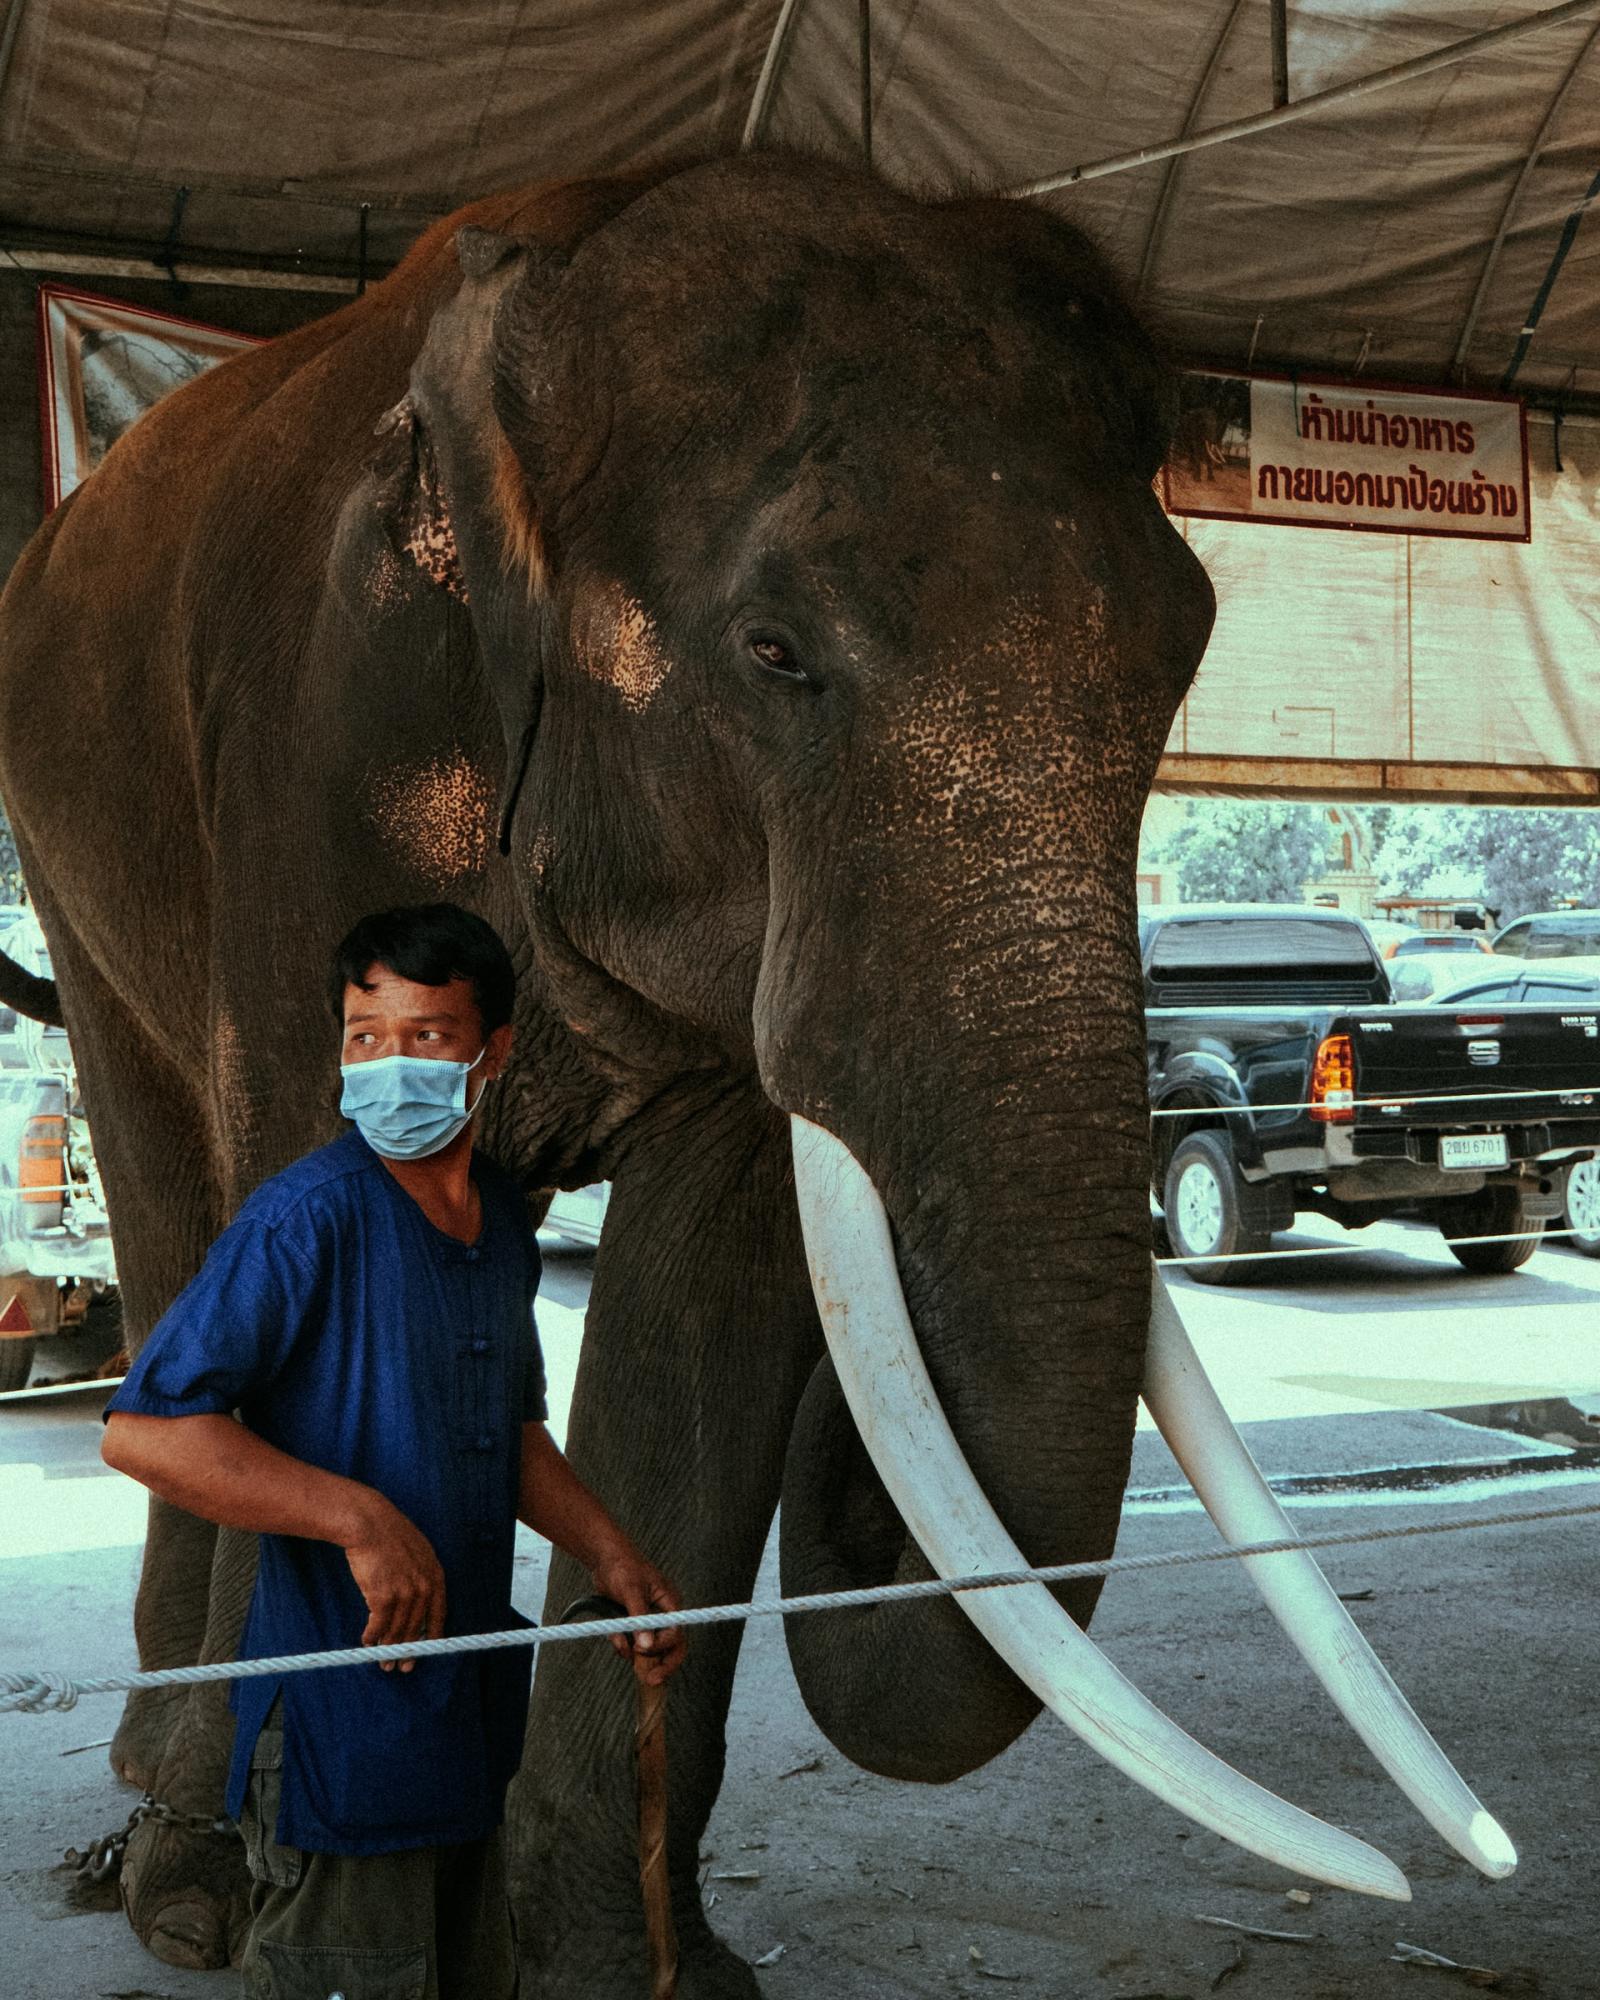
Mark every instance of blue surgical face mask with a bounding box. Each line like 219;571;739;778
339;1048;488;1161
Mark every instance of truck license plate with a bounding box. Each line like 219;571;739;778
1440;1133;1509;1171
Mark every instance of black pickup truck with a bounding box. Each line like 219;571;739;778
1144;904;1600;1284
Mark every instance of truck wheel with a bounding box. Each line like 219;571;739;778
1162;1131;1271;1286
1559;1157;1600;1258
1439;1185;1543;1274
0;1338;35;1393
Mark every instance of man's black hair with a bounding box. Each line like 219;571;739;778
329;904;515;1036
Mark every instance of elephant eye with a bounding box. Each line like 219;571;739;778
749;635;808;682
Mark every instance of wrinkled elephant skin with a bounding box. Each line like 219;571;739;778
0;156;1213;1992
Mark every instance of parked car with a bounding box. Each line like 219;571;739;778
1361;924;1492;1000
1143;904;1600;1284
0;909;119;1392
1385;952;1482;1005
1491;908;1600;959
1434;955;1600;1258
1387;931;1493;959
540;1181;610;1249
1433;953;1600;1008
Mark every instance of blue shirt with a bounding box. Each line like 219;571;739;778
104;1128;547;1854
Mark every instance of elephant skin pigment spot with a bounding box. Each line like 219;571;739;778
368;752;495;886
576;584;674;714
402;444;470;605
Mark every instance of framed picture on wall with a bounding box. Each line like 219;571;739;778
37;283;259;508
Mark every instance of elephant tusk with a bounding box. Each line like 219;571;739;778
789;1116;1410;1902
1142;1271;1516;1881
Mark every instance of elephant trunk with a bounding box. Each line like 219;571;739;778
776;1051;1153;1784
751;645;1493;1896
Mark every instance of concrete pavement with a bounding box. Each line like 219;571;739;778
1;1223;1596;1998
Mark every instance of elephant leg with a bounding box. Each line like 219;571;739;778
511;1094;821;2000
112;1497;218;1788
39;934;223;1794
119;1523;257;1969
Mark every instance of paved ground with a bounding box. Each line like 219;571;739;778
2;1220;1597;1998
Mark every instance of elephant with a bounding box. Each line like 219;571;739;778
0;153;1510;1996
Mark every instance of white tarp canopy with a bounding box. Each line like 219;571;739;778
3;1;1597;800
4;0;1597;399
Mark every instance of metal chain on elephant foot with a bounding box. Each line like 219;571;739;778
63;1791;238;1889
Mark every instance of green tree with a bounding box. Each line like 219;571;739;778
1155;799;1600;925
1155;801;1335;904
1384;807;1600;924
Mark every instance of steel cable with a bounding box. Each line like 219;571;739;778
4;1498;1596;1714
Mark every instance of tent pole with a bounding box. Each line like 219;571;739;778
742;0;806;150
1271;0;1289;108
858;0;873;167
0;247;357;295
0;1;30;115
1500;163;1600;389
1008;0;1600;198
1137;0;1248;295
1451;19;1600;378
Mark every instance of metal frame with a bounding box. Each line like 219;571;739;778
3;247;357;295
1501;163;1600;389
1009;0;1600;198
1137;0;1248;296
1452;18;1600;378
1270;0;1289;110
858;0;873;167
742;0;807;151
0;0;29;112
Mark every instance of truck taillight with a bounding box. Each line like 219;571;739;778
1310;1034;1356;1123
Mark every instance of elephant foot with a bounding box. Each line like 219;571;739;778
672;1937;762;2000
524;1920;759;2000
118;1813;252;1969
109;1685;186;1788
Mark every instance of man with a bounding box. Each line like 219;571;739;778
102;902;684;1999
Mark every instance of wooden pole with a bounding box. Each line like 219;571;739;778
562;1594;678;1999
635;1677;678;2000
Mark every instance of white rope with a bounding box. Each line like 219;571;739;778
1156;1224;1577;1269
3;1498;1595;1714
1150;1083;1599;1118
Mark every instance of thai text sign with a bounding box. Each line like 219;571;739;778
1161;370;1529;543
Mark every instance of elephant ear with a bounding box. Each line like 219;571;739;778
432;170;686;604
365;173;681;851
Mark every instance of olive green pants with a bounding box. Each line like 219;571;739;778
238;1705;518;2000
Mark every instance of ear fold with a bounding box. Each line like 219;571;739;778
496;708;541;855
455;225;526;283
367;395;470;605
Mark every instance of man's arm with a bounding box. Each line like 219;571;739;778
518;1422;686;1686
102;1413;445;1672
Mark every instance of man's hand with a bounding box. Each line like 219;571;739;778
342;1497;446;1674
99;1415;445;1676
590;1550;687;1688
517;1423;688;1685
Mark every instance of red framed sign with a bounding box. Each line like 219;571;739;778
1160;369;1531;544
37;283;261;510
